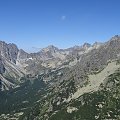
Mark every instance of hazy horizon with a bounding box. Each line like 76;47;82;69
0;35;117;53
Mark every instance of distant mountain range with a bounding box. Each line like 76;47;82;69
0;35;120;120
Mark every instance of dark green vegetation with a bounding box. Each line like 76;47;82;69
18;78;77;120
0;69;120;120
0;78;46;118
17;69;120;120
48;70;120;120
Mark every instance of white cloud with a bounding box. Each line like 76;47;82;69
61;15;66;20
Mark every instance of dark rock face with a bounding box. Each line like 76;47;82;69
83;43;91;49
0;57;5;74
0;41;24;91
7;43;19;63
0;41;19;76
0;79;1;91
0;41;18;63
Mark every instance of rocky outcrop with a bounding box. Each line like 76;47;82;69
0;41;24;90
0;41;18;63
0;57;5;74
17;49;30;60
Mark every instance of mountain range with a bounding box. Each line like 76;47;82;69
0;35;120;120
0;38;102;90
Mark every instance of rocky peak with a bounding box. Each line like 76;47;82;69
108;35;120;47
47;45;58;49
17;49;30;59
92;42;102;49
41;45;59;53
110;35;120;41
0;41;18;63
82;43;91;49
72;45;81;49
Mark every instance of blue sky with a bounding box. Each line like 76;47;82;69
0;0;120;52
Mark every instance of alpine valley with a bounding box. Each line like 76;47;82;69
0;35;120;120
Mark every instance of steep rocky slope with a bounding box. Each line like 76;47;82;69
0;42;24;90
